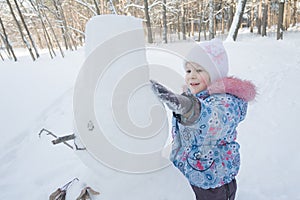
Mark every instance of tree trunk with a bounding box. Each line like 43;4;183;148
227;0;234;31
262;1;268;36
221;0;225;34
0;16;17;61
93;0;101;15
144;0;153;43
181;2;186;40
198;1;204;41
257;0;262;34
19;1;44;49
186;3;190;37
0;51;3;61
191;19;194;37
250;1;254;33
109;0;117;14
162;0;167;43
177;12;181;40
100;0;105;14
291;0;297;26
181;3;186;40
267;0;271;29
6;0;36;61
13;0;39;59
29;0;56;58
226;0;247;41
39;4;65;57
284;0;291;30
59;3;77;50
208;0;214;39
52;0;71;50
277;1;285;40
204;22;207;40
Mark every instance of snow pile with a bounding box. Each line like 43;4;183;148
227;32;300;200
0;30;300;199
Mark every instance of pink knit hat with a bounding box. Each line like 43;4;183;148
184;38;229;82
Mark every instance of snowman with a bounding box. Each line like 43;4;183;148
72;15;195;200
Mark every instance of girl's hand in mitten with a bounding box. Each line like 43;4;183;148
150;80;201;125
150;80;191;115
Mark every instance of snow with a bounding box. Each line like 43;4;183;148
226;31;300;200
1;23;300;199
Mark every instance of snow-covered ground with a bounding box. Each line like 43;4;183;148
0;29;300;199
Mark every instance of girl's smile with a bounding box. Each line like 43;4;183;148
184;62;211;94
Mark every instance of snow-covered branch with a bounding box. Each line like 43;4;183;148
74;0;97;15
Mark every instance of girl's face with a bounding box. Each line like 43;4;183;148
184;62;211;94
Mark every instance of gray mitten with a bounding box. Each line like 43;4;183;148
150;80;200;125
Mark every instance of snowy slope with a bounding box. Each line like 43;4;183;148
0;31;300;199
0;50;84;199
227;31;300;200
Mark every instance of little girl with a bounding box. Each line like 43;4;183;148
151;39;256;200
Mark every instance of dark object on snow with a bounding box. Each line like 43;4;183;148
49;178;79;200
38;128;86;150
49;188;66;200
39;128;73;149
52;134;76;145
76;186;100;200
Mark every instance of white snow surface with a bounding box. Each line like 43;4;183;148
1;30;300;199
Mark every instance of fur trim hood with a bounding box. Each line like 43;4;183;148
207;77;256;102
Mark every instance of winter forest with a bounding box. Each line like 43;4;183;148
1;0;299;61
1;0;300;199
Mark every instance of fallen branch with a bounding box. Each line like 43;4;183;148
38;128;74;150
52;134;76;145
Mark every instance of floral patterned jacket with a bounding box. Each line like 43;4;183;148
170;77;256;189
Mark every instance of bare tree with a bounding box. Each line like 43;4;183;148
277;0;285;40
208;0;214;39
181;1;187;40
226;0;247;41
29;0;56;58
2;0;299;62
284;0;290;30
93;0;101;15
108;0;118;14
0;16;17;61
250;1;255;32
262;0;268;36
162;0;168;43
0;51;3;61
6;0;36;60
13;0;39;58
227;0;234;32
176;3;181;40
257;0;262;34
144;0;153;43
221;0;225;34
40;2;65;57
52;0;76;50
291;0;297;26
197;1;205;41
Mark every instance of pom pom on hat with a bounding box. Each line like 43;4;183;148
184;38;229;82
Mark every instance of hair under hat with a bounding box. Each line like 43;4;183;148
184;38;229;82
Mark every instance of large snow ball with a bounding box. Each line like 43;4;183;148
73;15;203;175
73;15;199;200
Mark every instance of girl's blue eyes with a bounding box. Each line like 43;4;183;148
186;69;203;73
